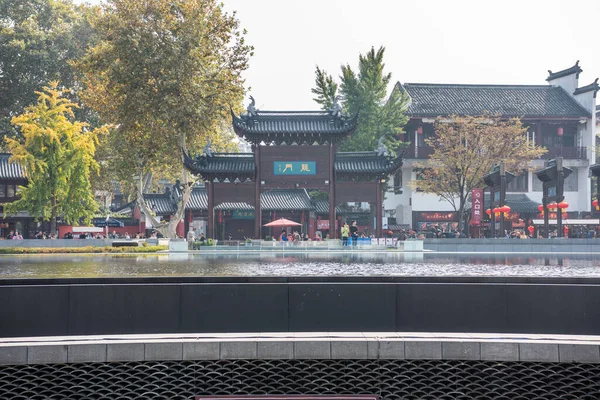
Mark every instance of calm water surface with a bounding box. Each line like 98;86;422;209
1;252;600;278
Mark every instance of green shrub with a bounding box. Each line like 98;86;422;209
0;246;167;254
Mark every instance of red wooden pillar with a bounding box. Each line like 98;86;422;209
207;181;214;238
254;144;262;239
376;179;383;238
328;143;337;239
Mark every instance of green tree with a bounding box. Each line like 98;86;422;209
312;46;410;152
76;0;252;238
0;0;97;141
4;82;107;234
408;115;547;232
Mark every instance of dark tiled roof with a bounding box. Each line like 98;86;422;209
312;200;345;214
261;189;313;211
143;193;176;215
183;151;255;182
0;154;26;179
573;79;600;96
402;83;591;118
215;202;253;211
186;188;208;210
110;201;135;217
467;193;541;213
186;188;307;211
546;61;582;81
231;110;358;145
388;224;411;231
335;152;403;175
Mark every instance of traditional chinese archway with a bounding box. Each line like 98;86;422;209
183;102;402;239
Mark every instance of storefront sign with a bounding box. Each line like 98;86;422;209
232;210;255;219
274;161;316;175
316;220;338;230
471;189;483;225
416;212;457;221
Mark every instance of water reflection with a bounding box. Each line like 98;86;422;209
0;252;600;279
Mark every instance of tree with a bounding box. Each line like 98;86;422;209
4;82;107;234
0;0;97;141
76;0;252;238
408;115;547;232
312;46;410;152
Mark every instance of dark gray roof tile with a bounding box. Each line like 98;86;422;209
0;154;26;179
261;189;313;211
143;194;176;215
546;61;582;81
232;111;358;145
403;83;591;118
335;152;403;174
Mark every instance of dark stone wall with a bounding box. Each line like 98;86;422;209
2;277;600;337
2;359;600;400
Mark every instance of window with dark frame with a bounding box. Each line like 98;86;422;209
7;184;15;198
393;170;403;194
0;184;4;198
506;170;528;192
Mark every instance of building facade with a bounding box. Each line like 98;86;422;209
385;61;599;234
183;106;403;239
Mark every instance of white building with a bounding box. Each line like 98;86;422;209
385;61;598;233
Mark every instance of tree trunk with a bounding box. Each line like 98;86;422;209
50;195;57;236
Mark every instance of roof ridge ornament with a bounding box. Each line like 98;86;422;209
330;96;343;118
202;138;213;157
377;136;389;157
247;95;258;117
547;60;582;82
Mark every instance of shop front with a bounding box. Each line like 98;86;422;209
413;211;459;237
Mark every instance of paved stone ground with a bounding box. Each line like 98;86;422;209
1;332;599;365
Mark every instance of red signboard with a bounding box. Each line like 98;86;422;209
317;220;338;230
416;212;457;222
471;189;484;225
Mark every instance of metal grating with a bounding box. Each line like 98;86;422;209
1;359;600;399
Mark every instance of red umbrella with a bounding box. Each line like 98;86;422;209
263;218;302;227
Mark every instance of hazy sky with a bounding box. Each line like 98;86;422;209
80;0;600;110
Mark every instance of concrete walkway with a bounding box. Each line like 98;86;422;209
1;332;599;365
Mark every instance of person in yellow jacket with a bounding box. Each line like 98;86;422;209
341;222;350;246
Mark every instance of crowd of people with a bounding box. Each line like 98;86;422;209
1;230;156;240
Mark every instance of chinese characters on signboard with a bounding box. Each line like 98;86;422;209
471;188;483;225
232;210;255;220
274;161;316;175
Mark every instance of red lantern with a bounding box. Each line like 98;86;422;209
557;201;568;209
593;199;599;207
548;203;557;209
528;225;535;233
417;125;423;135
486;209;491;216
562;212;568;219
492;207;500;214
557;127;563;136
500;205;510;213
537;204;544;212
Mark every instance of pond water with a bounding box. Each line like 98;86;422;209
1;252;600;279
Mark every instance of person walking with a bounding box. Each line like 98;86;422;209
341;222;349;247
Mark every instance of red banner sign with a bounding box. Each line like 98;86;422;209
471;189;484;225
317;220;338;230
416;212;457;221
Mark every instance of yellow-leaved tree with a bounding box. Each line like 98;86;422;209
409;115;547;232
76;0;252;238
5;82;108;234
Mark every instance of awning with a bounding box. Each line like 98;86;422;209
532;219;600;225
72;227;104;233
